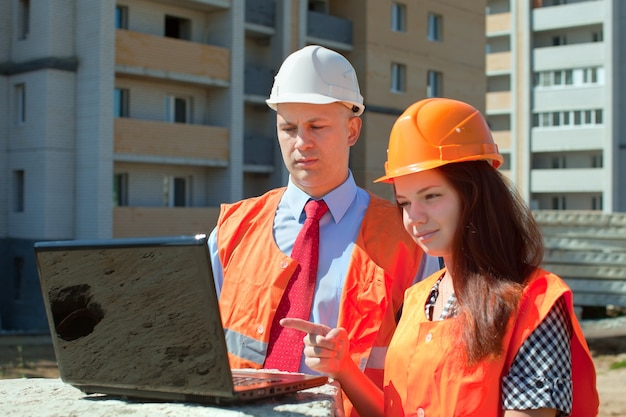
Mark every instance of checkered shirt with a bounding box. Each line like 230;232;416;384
425;278;573;415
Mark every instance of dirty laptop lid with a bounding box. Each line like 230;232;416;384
34;234;327;404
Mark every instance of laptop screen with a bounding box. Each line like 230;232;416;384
35;235;237;398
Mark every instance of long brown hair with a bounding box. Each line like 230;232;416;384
437;161;544;364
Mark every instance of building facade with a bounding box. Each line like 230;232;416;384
486;0;626;212
0;0;487;331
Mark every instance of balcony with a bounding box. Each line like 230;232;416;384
486;91;512;114
531;126;606;152
531;168;604;193
533;85;605;111
486;12;511;35
114;118;229;166
533;1;605;31
115;29;229;86
491;130;512;150
486;51;512;74
533;42;604;71
113;207;221;238
149;0;230;12
307;11;353;48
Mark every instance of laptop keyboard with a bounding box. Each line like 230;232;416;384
232;375;282;387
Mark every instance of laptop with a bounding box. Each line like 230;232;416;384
34;234;328;404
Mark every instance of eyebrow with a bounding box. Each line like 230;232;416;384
278;116;331;126
395;185;439;199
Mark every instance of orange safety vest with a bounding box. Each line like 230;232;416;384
216;187;423;416
384;269;599;417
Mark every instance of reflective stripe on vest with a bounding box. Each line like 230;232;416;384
224;328;267;367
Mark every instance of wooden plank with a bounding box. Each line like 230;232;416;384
562;278;626;295
543;249;626;265
543;263;626;280
543;237;626;252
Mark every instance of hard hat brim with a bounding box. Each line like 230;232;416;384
266;94;365;116
374;154;504;183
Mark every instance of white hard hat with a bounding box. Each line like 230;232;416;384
266;45;365;116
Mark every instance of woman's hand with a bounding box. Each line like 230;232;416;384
280;318;351;379
281;317;385;417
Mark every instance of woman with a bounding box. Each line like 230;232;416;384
282;98;599;417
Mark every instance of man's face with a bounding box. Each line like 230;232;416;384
276;102;361;198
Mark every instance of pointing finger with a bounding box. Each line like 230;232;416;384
280;318;331;337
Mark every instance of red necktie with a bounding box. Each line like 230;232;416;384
264;199;328;371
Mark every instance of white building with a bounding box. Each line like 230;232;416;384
486;0;626;212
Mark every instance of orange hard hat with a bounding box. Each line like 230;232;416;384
375;97;503;183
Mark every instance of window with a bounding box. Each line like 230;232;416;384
427;70;442;97
551;156;566;169
591;196;602;210
591;154;602;168
551;196;566;210
391;3;406;32
115;5;128;29
113;173;129;207
592;31;603;42
533;72;540;87
427;13;442;41
552;35;566;46
595;109;603;124
308;0;328;13
163;176;190;207
165;15;190;40
165;95;191;123
583;68;598;84
13;170;25;212
532;113;539;127
535;69;580;88
533;109;603;128
114;88;129;118
18;0;30;39
573;110;582;125
564;69;573;84
391;63;406;93
15;83;26;125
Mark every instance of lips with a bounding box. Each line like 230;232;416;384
413;228;437;240
295;157;317;166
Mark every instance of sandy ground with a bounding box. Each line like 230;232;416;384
1;324;625;416
586;332;626;417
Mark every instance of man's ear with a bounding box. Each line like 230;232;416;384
347;116;362;147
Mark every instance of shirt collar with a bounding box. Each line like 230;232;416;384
285;172;358;224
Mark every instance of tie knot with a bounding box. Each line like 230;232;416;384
304;199;328;222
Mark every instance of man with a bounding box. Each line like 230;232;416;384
208;45;438;415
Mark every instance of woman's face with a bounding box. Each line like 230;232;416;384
394;168;461;262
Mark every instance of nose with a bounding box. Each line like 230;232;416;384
405;204;427;228
294;127;314;150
